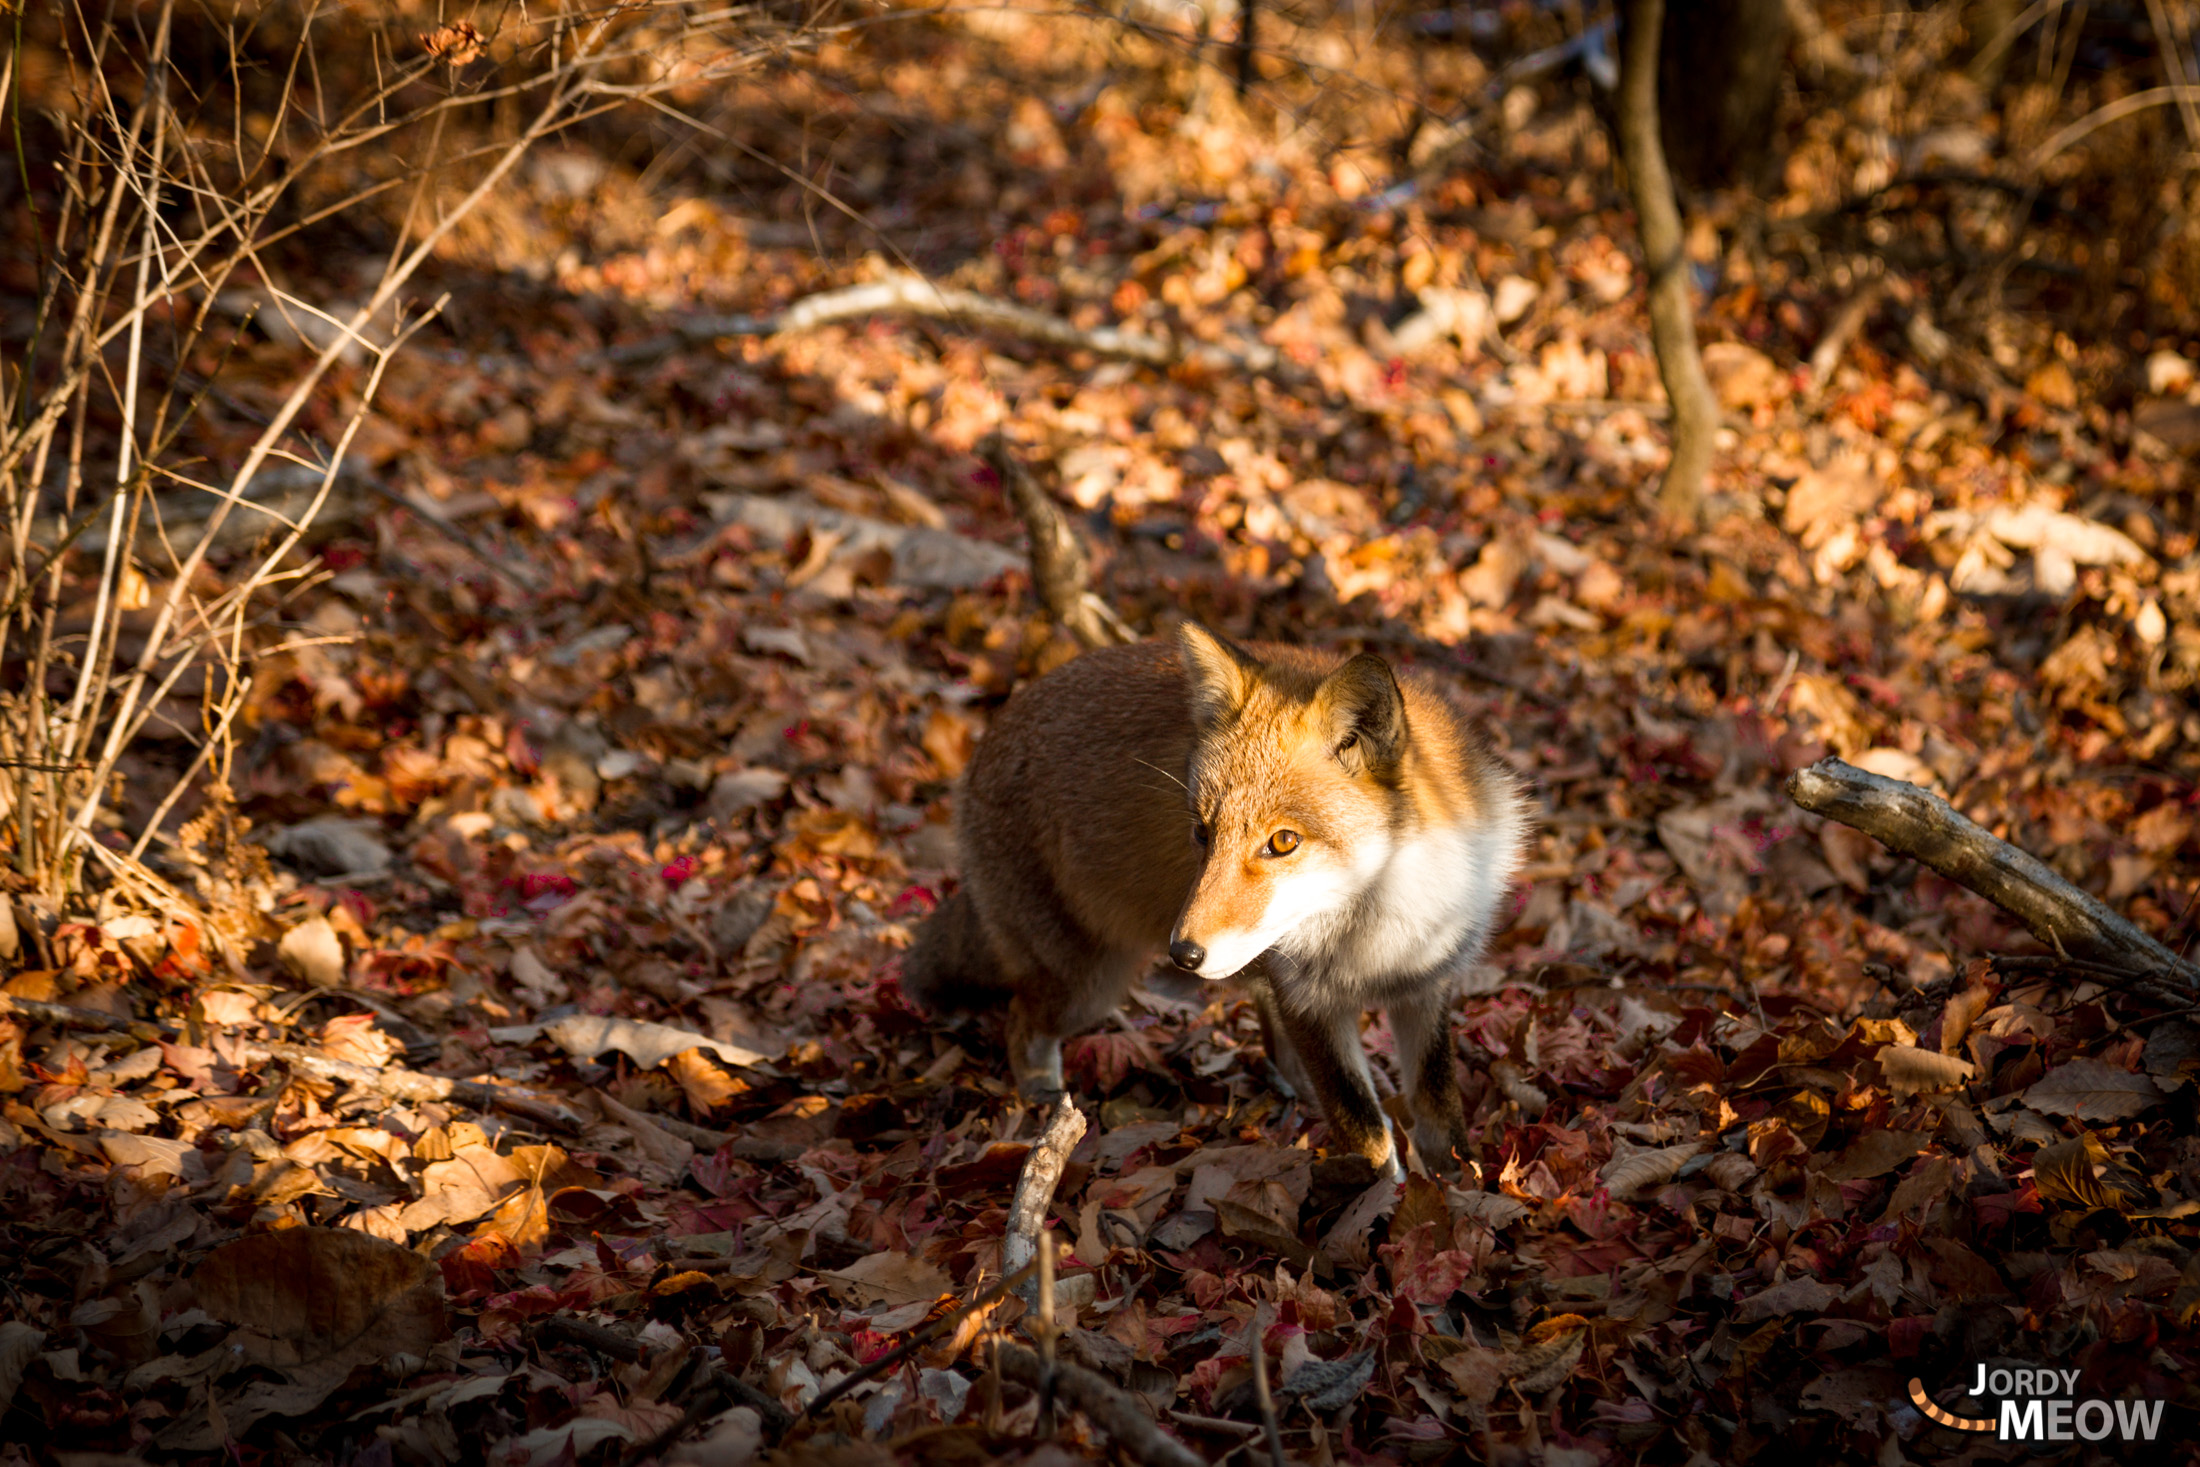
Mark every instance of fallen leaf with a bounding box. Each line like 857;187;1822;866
2025;1058;2165;1122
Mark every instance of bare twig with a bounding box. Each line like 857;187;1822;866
1249;1306;1286;1467
603;270;1284;376
2028;84;2200;167
2142;0;2200;154
1785;757;2200;986
1035;1231;1061;1437
980;435;1135;652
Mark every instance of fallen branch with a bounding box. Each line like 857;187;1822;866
603;271;1283;376
1003;1098;1089;1286
0;993;158;1039
998;1344;1207;1467
980;435;1135;652
1784;757;2200;986
536;1314;647;1362
250;1042;589;1133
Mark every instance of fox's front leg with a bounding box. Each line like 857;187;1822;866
1242;962;1312;1101
1273;1002;1398;1181
1388;992;1473;1177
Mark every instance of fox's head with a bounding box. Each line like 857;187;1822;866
1167;624;1407;981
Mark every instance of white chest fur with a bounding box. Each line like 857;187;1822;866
1272;812;1522;1010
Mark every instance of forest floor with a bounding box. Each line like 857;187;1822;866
7;2;2200;1464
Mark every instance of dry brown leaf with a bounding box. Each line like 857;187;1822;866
278;916;346;988
419;20;485;66
820;1251;951;1307
1878;1045;1975;1095
1821;1130;1932;1181
532;1013;772;1070
194;1228;445;1371
667;1047;745;1114
318;1012;398;1068
2025;1058;2166;1122
1600;1142;1700;1197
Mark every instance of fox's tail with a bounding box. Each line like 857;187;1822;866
899;889;1011;1014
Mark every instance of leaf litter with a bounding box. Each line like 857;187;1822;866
11;0;2200;1463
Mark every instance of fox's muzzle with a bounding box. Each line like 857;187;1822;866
1168;939;1205;971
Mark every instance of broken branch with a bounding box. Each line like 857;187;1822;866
1784;757;2200;986
998;1344;1208;1467
1004;1097;1090;1285
980;435;1135;651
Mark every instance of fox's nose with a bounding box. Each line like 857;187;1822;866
1169;939;1205;972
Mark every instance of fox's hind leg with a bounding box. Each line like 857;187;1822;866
1388;990;1473;1177
1001;948;1143;1104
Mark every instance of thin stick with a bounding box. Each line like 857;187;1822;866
2028;84;2200;167
1248;1306;1286;1467
1036;1232;1060;1438
1169;1410;1263;1436
2142;0;2200;153
801;1255;1040;1421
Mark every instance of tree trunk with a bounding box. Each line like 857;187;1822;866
1658;0;1792;194
1617;0;1720;523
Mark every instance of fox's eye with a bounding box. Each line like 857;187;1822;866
1337;732;1359;754
1266;830;1300;856
1192;822;1211;848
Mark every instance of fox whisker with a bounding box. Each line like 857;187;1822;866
1133;756;1187;792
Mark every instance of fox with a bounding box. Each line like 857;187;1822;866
901;623;1529;1179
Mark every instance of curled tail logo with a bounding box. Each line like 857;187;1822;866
1912;1367;2166;1441
1909;1378;1994;1432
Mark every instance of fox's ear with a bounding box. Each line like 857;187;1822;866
1317;653;1405;779
1179;623;1259;728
